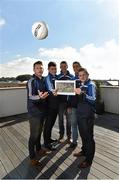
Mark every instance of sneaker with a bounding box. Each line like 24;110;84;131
73;151;85;157
69;142;77;148
50;139;58;143
29;159;40;166
45;144;57;151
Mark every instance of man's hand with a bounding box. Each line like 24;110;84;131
52;89;58;96
38;90;43;97
38;90;49;99
67;108;72;113
74;88;82;95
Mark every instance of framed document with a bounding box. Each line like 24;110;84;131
55;80;76;95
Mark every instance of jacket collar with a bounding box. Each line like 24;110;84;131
48;73;57;78
84;79;91;85
60;70;70;76
33;74;43;80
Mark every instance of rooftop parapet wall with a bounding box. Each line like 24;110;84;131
0;86;119;117
101;86;119;114
0;87;27;117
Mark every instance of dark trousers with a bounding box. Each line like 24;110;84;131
28;113;45;159
58;102;71;137
77;102;95;164
44;108;58;146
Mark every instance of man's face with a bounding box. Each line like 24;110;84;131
33;64;44;77
79;71;88;83
73;63;81;74
60;63;68;73
48;66;57;76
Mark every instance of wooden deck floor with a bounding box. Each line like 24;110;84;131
0;113;119;179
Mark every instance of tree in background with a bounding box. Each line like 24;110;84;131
0;77;16;82
16;74;32;82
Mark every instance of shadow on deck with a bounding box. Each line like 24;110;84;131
95;113;119;133
0;113;119;179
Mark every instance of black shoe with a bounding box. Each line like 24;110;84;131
73;151;85;157
69;142;77;148
78;161;92;168
50;139;57;143
45;144;57;151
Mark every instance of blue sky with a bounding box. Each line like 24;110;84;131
0;0;119;79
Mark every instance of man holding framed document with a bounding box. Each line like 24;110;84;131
57;61;74;143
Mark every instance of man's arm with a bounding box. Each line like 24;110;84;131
85;84;96;104
45;76;54;92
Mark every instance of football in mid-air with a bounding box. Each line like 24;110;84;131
32;21;48;40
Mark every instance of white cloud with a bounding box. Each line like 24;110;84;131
0;39;119;79
0;57;36;77
38;47;80;60
79;39;119;79
0;17;6;28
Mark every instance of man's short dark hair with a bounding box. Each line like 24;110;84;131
48;61;56;68
60;61;67;65
33;61;43;68
73;61;81;67
79;67;89;75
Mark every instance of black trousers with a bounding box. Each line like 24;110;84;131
77;102;95;164
44;108;58;146
28;113;45;159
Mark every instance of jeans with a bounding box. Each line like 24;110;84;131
68;108;78;144
28;113;45;159
77;102;95;164
58;102;71;137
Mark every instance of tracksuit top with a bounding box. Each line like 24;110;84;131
45;73;59;109
77;79;96;105
68;79;96;108
27;74;47;115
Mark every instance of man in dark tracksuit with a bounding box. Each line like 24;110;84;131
27;61;48;166
58;61;74;143
74;67;96;168
43;62;59;151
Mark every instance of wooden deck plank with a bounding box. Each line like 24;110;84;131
0;113;119;179
3;127;28;156
95;139;119;154
76;139;119;174
95;142;119;158
0;160;7;179
94;156;119;175
0;147;20;179
95;134;119;149
1;129;26;161
1;128;46;179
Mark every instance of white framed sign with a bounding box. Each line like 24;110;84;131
55;80;76;95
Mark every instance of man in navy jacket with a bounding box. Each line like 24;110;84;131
27;61;48;166
74;67;96;168
44;62;59;151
